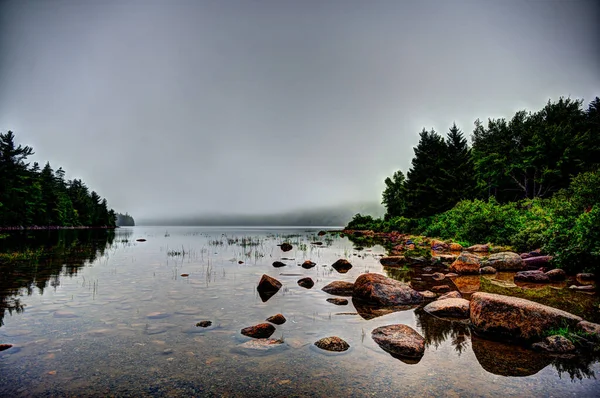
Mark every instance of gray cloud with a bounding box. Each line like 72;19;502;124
1;0;598;221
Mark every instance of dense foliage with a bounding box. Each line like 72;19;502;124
0;131;117;227
350;96;600;273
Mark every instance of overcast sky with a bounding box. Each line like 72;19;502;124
0;0;598;221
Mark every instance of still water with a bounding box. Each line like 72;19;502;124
0;227;598;397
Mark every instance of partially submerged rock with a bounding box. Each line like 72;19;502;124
420;290;437;299
326;298;349;305
322;281;355;296
466;244;489;252
353;273;423;306
272;261;287;268
437;291;462;300
331;259;353;274
424;298;470;318
430;285;451;293
545;268;566;281
314;336;349;352
266;314;286;325
0;344;13;352
279;243;293;252
449;243;463;251
449;252;481;274
371;324;425;361
480;266;497;274
470;292;582;342
297;277;314;289
531;335;576;354
514;270;550;283
523;256;553;269
380;256;407;267
576;273;596;282
241;323;276;339
481;252;524;271
301;260;316;269
577;321;600;341
257;274;282;302
452;275;481;294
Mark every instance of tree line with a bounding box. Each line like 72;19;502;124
0;131;117;227
382;97;600;219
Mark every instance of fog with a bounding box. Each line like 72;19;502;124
1;0;598;223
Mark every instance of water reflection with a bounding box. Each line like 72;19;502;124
0;229;121;327
415;307;471;355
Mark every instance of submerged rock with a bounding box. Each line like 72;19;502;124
470;292;582;341
297;277;315;289
353;273;423;306
531;335;576;354
452;275;481;294
195;321;212;328
514;270;550;283
233;339;286;356
266;314;286;325
314;336;350;352
371;324;425;361
545;268;566;281
326;298;349;305
424;298;470;318
322;281;355;296
481;252;524;271
241;323;276;339
331;259;353;274
449;252;481;274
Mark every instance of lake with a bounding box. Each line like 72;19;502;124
0;226;599;397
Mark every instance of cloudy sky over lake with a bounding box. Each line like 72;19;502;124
0;0;598;220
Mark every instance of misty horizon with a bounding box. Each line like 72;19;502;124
1;1;598;220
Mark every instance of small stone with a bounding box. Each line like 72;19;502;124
424;298;470;318
314;336;350;352
0;344;13;352
371;324;425;359
576;273;595;282
297;277;314;289
514;270;550;283
280;243;293;252
437;291;462;300
301;260;316;269
136;238;147;242
420;290;437;299
180;273;189;277
331;259;353;274
569;285;595;291
241;323;276;339
431;272;445;280
326;298;349;305
531;335;576;353
195;321;212;328
430;285;451;293
322;281;354;296
272;261;287;268
266;314;286;325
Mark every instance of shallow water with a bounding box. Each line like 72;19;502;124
0;227;599;397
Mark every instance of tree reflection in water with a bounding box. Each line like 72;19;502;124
0;228;124;327
414;307;471;355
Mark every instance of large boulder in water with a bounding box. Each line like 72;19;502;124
470;292;582;342
449;252;481;274
423;298;470;318
481;252;524;271
322;281;354;296
353;273;423;306
371;324;425;361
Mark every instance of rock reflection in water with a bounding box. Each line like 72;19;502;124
352;297;417;320
414;308;471;355
471;335;551;377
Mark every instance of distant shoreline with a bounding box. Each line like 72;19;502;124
0;226;118;231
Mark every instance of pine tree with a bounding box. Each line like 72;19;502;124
382;170;408;219
444;123;476;206
405;128;448;217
